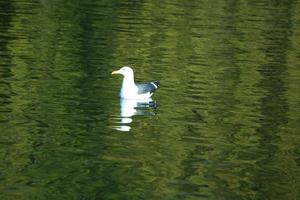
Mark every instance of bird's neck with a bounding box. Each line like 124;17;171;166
122;74;135;89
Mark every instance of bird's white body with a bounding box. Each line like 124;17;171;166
112;66;155;99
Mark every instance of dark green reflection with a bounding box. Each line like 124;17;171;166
0;0;299;200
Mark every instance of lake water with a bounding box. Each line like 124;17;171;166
0;0;299;199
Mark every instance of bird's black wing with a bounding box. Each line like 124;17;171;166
136;81;159;95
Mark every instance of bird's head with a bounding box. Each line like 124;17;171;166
111;66;134;77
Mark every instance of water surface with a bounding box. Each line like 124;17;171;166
0;0;300;199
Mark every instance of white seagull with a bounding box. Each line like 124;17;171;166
111;66;159;99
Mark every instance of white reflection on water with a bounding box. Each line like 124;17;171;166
113;98;157;132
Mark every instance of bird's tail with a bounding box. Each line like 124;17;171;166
153;81;160;88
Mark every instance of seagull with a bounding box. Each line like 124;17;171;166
111;66;159;99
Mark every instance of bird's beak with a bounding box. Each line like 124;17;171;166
111;70;120;75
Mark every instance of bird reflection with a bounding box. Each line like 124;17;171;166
113;98;157;132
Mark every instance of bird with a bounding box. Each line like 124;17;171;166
111;66;159;99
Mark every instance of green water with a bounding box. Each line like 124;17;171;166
0;0;300;199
